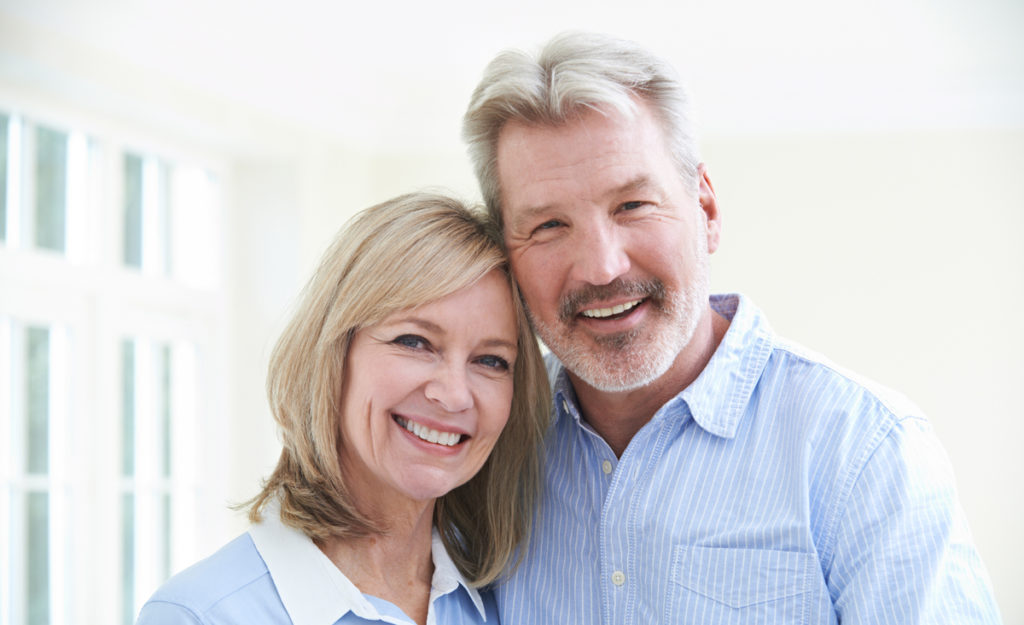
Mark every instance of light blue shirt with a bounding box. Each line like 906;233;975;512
137;503;495;625
496;294;1001;624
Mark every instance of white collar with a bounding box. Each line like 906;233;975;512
248;501;487;625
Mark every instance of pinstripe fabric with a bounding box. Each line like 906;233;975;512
496;294;1001;624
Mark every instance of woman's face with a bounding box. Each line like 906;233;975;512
338;269;518;509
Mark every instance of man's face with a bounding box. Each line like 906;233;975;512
495;101;719;392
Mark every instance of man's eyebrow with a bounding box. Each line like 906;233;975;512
608;175;660;198
506;176;663;232
507;203;557;231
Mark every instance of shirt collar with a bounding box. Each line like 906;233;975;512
249;501;488;624
681;293;774;438
430;529;488;619
552;293;774;440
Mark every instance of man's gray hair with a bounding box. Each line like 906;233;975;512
462;31;700;232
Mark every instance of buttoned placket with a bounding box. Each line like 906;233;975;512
559;389;681;624
596;405;683;625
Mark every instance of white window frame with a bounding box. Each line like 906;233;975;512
0;101;230;625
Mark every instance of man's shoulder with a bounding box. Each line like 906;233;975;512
766;333;925;426
143;532;276;616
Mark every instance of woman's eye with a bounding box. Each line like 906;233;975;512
393;334;428;350
621;201;647;211
534;219;562;233
476;355;510;371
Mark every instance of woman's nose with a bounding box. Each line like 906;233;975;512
424;364;473;413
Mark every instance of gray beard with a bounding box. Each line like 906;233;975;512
529;250;710;393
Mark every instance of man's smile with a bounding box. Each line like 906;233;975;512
580;298;643;320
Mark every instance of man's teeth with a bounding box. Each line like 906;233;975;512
395;417;462;447
581;299;642;319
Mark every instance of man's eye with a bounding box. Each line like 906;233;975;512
476;355;510;371
393;334;428;350
622;201;647;211
535;219;562;231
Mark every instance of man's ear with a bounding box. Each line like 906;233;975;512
697;162;721;254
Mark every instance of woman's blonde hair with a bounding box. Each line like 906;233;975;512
245;192;549;586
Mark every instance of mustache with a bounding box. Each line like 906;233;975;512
558;278;666;323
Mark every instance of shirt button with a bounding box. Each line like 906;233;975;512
601;460;613;475
611;571;626;586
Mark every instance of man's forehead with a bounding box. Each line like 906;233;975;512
497;107;666;198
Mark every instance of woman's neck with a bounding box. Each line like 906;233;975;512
317;500;436;625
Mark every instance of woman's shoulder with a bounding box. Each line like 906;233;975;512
137;532;283;623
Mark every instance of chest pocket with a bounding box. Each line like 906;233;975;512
669;545;818;623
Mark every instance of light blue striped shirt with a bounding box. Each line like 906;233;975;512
497;294;1001;624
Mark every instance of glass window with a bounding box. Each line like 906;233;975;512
123;155;143;268
26;491;50;625
34;126;67;253
123;153;171;275
25;326;52;625
121;339;136;477
26;326;50;475
121;337;186;622
120;491;134;625
1;106;225;624
3;321;60;625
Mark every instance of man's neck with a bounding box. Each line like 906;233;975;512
570;309;730;457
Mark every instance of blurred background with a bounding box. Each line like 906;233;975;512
0;0;1021;623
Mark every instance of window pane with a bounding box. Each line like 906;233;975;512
160;493;172;581
123;154;143;268
26;326;49;475
34;125;67;252
27;491;50;625
153;160;171;275
1;112;8;242
160;344;171;478
122;339;135;477
121;492;134;625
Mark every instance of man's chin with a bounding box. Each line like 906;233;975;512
548;334;677;393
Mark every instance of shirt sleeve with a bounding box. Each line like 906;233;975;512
826;416;1002;624
135;601;204;625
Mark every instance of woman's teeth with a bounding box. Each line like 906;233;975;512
395;416;462;447
581;299;642;319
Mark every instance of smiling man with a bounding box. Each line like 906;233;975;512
463;32;1002;623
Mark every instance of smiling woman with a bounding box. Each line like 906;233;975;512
339;270;518;508
134;192;551;625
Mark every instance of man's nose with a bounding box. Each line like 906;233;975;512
570;220;631;286
424;363;473;413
